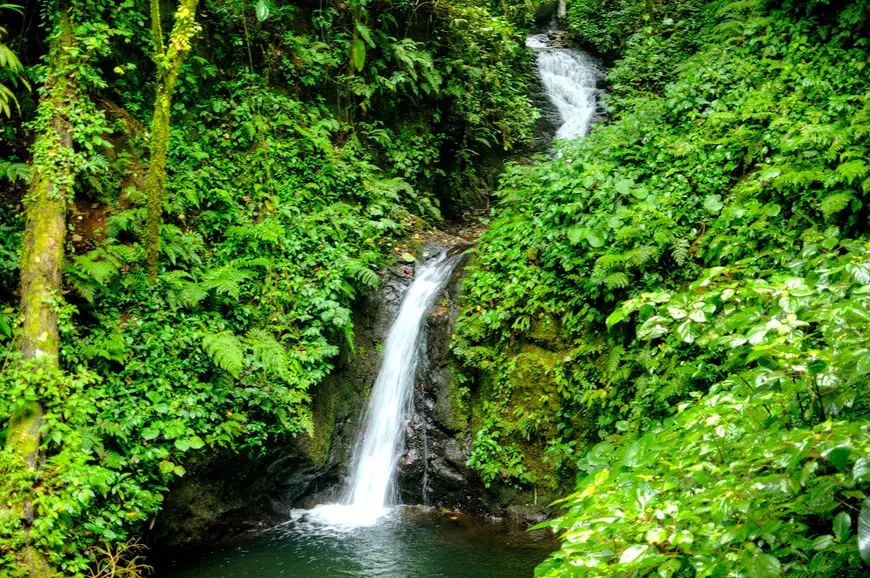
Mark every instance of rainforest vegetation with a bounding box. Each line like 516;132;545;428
455;0;870;575
2;0;870;575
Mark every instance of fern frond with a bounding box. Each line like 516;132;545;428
0;161;30;182
341;257;380;290
604;272;631;289
245;328;294;379
201;264;255;299
203;330;245;378
671;238;690;266
227;218;286;247
820;192;853;219
595;253;623;271
836;160;869;184
606;345;624;376
623;245;657;268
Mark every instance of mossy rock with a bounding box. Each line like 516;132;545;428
507;345;562;417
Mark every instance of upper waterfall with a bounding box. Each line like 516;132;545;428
527;20;604;140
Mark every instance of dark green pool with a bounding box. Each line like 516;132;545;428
162;507;555;577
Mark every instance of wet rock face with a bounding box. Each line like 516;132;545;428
395;259;551;525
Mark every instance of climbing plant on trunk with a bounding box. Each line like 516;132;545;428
144;0;201;280
4;6;80;576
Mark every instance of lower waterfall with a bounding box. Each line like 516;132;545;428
301;253;462;527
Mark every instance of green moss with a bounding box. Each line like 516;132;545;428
433;366;468;432
294;378;337;467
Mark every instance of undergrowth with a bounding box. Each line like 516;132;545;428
455;0;870;574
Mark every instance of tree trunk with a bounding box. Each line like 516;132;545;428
144;0;201;280
5;7;79;577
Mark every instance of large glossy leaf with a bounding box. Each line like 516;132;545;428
859;497;870;565
351;38;366;72
254;0;269;21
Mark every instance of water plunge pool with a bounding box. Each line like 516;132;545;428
162;508;555;577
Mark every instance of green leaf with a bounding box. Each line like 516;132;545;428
854;456;870;482
657;559;681;578
158;460;175;475
142;427;160;441
356;22;376;48
567;227;586;244
834;512;852;542
763;203;781;217
351;39;366;72
858;498;870;564
749;553;781;578
586;441;614;467
704;195;724;212
847;261;870;285
586;229;606;248
606;307;627;328
254;0;269;21
811;535;834;551
619;544;649;564
615;179;634;196
824;446;851;470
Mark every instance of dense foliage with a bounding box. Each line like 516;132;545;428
0;0;538;573
454;0;870;575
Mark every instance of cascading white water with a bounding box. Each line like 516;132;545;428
537;49;603;139
527;16;604;140
345;253;460;515
299;253;461;528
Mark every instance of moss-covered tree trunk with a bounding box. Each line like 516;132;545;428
144;0;200;280
5;7;79;577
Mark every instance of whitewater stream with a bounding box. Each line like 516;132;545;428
527;19;604;140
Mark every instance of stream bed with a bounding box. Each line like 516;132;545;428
162;508;555;577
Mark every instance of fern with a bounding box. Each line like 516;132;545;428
80;331;129;363
604;272;630;289
341;257;380;290
106;208;146;237
65;248;125;303
202;330;245;378
820;192;853;219
201;264;255;299
161;225;204;267
595;253;623;271
245;328;296;380
671;238;690;266
162;270;208;309
623;245;657;268
836;160;869;184
606;345;625;377
227;219;286;247
0;161;30;182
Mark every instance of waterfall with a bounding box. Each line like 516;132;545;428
300;253;461;528
527;21;604;140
